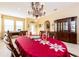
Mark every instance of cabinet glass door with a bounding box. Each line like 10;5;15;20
70;21;75;32
54;23;57;32
65;22;68;30
63;22;68;31
58;22;60;32
60;22;62;31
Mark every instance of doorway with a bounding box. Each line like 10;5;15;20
29;23;36;34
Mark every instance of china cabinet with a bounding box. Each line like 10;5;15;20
54;16;77;44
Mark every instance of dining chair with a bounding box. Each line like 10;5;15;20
19;31;28;36
6;43;20;57
4;31;21;57
41;33;48;41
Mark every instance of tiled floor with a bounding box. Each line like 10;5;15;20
0;39;11;57
63;42;79;56
0;38;79;57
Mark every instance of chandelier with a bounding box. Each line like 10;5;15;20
28;2;46;18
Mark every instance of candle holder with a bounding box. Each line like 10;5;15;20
41;33;47;41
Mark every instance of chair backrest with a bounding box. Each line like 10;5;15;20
7;31;12;44
4;31;20;57
41;33;48;40
19;31;28;36
3;31;12;45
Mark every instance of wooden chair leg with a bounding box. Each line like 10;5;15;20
11;53;14;57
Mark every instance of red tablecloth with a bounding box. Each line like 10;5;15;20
15;36;70;57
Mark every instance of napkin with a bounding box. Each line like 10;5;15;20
49;43;65;52
40;40;46;45
40;40;50;45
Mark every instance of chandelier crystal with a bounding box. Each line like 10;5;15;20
28;2;46;18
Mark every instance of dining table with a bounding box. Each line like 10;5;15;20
15;35;70;57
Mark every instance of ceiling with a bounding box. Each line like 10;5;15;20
0;2;78;18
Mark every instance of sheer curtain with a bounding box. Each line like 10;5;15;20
16;21;23;31
4;19;14;32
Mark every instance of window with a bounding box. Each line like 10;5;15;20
0;17;1;32
4;19;14;32
16;21;23;31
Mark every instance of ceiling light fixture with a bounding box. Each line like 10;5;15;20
28;2;46;18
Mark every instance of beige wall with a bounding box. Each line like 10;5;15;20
37;5;79;43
